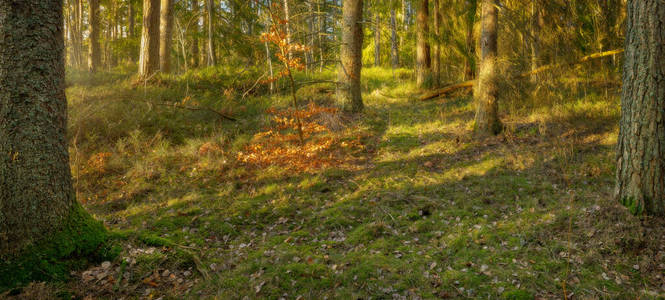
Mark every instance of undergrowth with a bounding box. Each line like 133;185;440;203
11;65;662;299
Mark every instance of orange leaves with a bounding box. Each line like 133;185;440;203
237;103;364;173
260;4;310;84
87;152;112;174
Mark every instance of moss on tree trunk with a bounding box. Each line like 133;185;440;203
0;0;111;291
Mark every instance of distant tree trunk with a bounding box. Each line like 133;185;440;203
0;0;105;259
129;0;135;37
283;0;293;61
473;0;501;135
432;0;441;87
374;13;381;67
318;0;326;72
529;1;539;82
615;0;665;216
390;7;399;68
160;0;174;73
416;0;431;88
206;0;216;66
190;0;200;68
88;0;101;72
464;0;477;80
139;0;161;78
337;0;364;112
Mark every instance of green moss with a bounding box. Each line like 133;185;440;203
502;289;534;300
0;204;115;292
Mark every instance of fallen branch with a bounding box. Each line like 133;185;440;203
420;48;624;101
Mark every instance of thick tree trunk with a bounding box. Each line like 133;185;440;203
374;13;381;67
0;0;106;261
88;0;101;72
433;0;441;87
337;0;364;112
390;7;399;68
139;0;161;78
615;0;665;216
416;0;431;88
206;0;216;66
160;0;174;73
473;0;501;135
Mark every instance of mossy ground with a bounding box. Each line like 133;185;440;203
0;204;117;294
7;65;665;299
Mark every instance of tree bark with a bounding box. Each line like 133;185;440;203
0;0;96;256
416;0;431;88
390;6;399;68
139;0;161;78
464;0;477;80
88;0;101;72
433;0;441;87
337;0;364;112
473;0;501;135
190;0;200;68
206;0;216;66
283;0;292;61
374;13;381;67
160;0;174;73
129;0;135;37
615;0;665;216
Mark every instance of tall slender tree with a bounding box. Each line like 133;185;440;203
374;10;381;67
390;5;399;68
89;0;101;72
615;0;665;216
206;0;216;66
190;0;200;68
473;0;501;135
160;0;174;73
0;0;107;285
337;0;364;112
139;0;161;78
432;0;441;87
416;0;431;87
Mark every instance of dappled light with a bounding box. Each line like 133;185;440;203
3;0;665;299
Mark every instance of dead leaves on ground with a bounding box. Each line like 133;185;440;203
237;103;366;173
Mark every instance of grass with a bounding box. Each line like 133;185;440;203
11;65;665;299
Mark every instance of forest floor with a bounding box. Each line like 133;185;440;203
9;66;665;299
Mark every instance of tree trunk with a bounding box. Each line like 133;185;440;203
283;0;293;61
473;0;501;135
464;0;477;80
139;0;161;78
160;0;174;73
390;7;399;68
337;0;364;112
129;0;135;37
432;0;441;87
615;0;665;216
0;0;106;265
190;0;200;68
374;13;381;67
206;0;216;66
529;0;539;82
318;0;326;72
88;0;101;72
416;0;431;88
